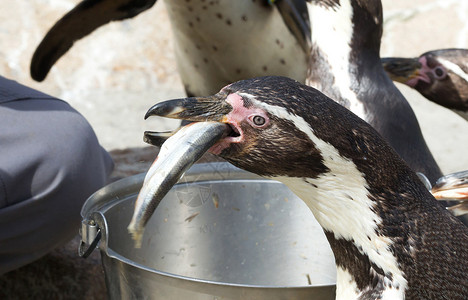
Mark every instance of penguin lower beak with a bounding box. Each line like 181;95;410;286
144;95;234;147
143;131;173;147
381;57;423;84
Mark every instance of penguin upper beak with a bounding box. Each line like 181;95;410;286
145;95;232;121
144;95;234;147
381;57;423;84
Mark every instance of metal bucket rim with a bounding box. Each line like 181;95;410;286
81;162;261;219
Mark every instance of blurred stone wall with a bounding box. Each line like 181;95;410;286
0;0;467;174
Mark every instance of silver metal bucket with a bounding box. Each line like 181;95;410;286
80;162;336;299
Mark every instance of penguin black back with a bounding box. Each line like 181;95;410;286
305;0;442;183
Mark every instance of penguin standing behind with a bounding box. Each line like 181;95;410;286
382;49;468;121
30;0;310;96
144;76;468;300
303;0;442;184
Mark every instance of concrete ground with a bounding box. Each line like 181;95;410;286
0;0;467;299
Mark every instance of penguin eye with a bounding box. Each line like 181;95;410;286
248;114;268;128
253;116;266;126
433;66;446;79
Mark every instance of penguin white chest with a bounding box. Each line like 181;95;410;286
164;0;307;95
306;0;367;121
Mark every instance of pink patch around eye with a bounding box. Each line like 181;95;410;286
207;93;268;155
226;93;251;117
406;56;431;87
226;93;267;123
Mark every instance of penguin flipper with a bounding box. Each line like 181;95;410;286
30;0;157;81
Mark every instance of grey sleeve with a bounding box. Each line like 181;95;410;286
0;77;114;274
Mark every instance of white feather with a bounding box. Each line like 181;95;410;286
335;268;360;299
437;57;468;83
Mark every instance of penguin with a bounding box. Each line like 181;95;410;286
145;75;468;300
382;49;468;121
30;0;310;96
303;0;442;184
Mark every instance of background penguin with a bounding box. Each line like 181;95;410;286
145;75;468;300
382;49;468;121
303;0;442;184
30;0;310;96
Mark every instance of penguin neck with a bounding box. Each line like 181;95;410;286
267;123;428;299
306;0;382;122
270;137;409;295
274;168;410;299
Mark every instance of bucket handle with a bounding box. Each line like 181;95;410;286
79;218;102;258
79;228;101;258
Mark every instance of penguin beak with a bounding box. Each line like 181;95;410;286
143;131;173;147
145;95;232;122
381;57;423;84
144;95;234;147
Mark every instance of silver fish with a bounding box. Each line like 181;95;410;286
128;121;228;247
431;170;468;216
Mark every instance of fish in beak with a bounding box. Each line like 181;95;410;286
144;92;249;156
142;94;235;147
128;121;229;247
131;80;299;248
129;92;247;247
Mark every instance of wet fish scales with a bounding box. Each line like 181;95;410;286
128;122;228;247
